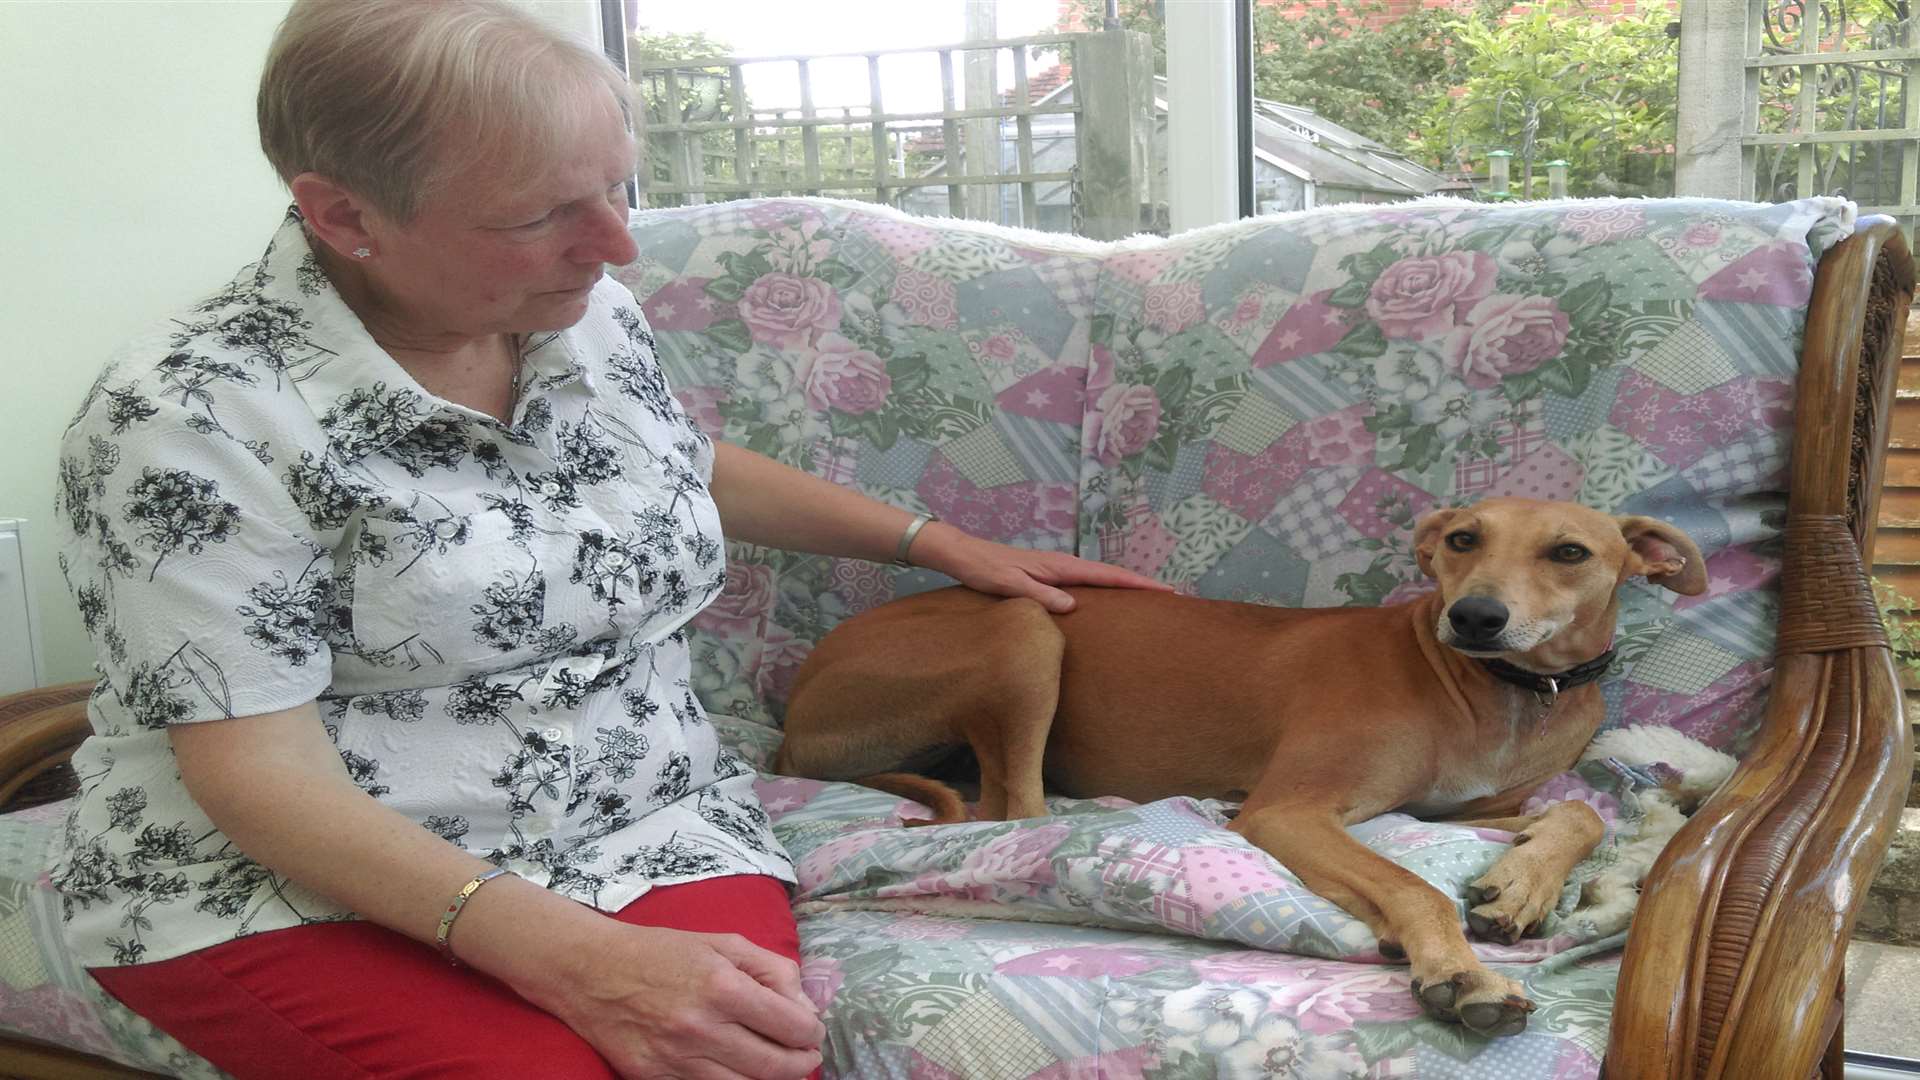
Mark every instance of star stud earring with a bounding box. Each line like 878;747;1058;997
352;247;373;259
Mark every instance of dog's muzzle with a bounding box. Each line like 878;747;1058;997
1446;597;1510;650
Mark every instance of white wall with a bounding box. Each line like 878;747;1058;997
0;1;297;685
0;1;609;688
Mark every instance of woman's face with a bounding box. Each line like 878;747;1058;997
361;90;640;344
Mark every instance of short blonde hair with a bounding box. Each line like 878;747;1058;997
258;0;633;223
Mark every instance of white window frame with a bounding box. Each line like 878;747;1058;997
1165;0;1251;233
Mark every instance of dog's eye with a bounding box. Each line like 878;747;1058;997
1445;531;1477;552
1551;543;1591;564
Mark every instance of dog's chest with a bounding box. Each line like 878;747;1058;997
1406;696;1597;815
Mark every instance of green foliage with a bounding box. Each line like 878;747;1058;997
1751;0;1909;203
1063;0;1677;198
1406;0;1679;198
1058;0;1470;149
1873;578;1920;682
631;26;747;202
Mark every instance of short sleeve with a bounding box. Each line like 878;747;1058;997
57;370;336;727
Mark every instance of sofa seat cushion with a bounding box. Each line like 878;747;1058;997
796;908;1619;1079
744;715;1627;1079
0;801;223;1078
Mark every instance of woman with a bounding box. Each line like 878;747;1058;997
51;2;1162;1077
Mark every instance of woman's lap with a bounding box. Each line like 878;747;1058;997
89;875;803;1080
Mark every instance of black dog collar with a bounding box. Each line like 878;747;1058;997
1478;650;1615;707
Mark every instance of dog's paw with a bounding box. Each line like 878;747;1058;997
1410;967;1533;1036
1465;866;1558;945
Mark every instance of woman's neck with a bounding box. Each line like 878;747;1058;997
312;241;521;424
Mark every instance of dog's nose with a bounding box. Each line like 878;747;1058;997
1448;597;1510;642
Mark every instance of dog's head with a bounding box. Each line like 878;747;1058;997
1413;498;1706;666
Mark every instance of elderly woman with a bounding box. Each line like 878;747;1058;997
51;2;1160;1078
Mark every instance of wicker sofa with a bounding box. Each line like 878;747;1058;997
0;195;1911;1080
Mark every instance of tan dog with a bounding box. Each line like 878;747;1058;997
774;497;1706;1036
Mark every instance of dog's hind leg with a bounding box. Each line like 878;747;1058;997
776;593;1065;822
962;598;1065;821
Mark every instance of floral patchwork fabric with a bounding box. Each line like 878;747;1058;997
616;196;1853;756
613;202;1106;727
1079;197;1851;756
743;719;1635;1078
50;209;791;972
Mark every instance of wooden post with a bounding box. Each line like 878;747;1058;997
799;59;823;196
964;0;1000;223
1073;29;1153;239
1796;0;1821;198
941;48;964;217
1901;11;1919;242
1674;0;1748;199
729;65;752;197
634;72;653;207
869;55;889;206
1012;46;1038;227
663;68;704;206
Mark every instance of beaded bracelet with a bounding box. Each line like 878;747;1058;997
435;866;512;965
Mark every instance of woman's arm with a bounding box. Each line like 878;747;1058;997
709;441;1169;612
171;705;823;1080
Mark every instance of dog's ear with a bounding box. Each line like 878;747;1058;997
1617;515;1708;595
1413;508;1463;578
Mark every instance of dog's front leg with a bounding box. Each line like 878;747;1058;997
1458;800;1606;945
1233;804;1535;1037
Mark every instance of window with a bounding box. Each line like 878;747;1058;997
619;0;1169;239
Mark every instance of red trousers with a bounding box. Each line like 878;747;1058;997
90;875;818;1080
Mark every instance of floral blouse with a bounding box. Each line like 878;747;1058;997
52;208;793;969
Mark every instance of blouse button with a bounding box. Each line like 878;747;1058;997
540;481;562;496
542;726;566;743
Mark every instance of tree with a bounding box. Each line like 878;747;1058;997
631;27;747;203
1058;0;1681;200
1405;1;1678;198
1056;0;1471;151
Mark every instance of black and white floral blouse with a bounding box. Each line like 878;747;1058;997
52;208;792;969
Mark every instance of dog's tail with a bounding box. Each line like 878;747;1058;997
857;772;971;826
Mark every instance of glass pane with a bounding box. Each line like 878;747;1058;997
1751;0;1918;236
625;0;1161;238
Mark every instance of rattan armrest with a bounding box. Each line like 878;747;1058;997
0;681;94;813
1605;221;1918;1080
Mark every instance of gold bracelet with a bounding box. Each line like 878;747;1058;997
434;866;511;965
893;511;937;567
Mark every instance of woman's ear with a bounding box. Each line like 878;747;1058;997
290;173;377;262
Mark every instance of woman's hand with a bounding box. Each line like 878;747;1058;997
533;921;824;1080
907;522;1172;613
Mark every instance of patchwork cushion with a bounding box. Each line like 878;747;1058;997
613;202;1109;727
1075;197;1853;755
0;802;223;1078
615;194;1852;753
